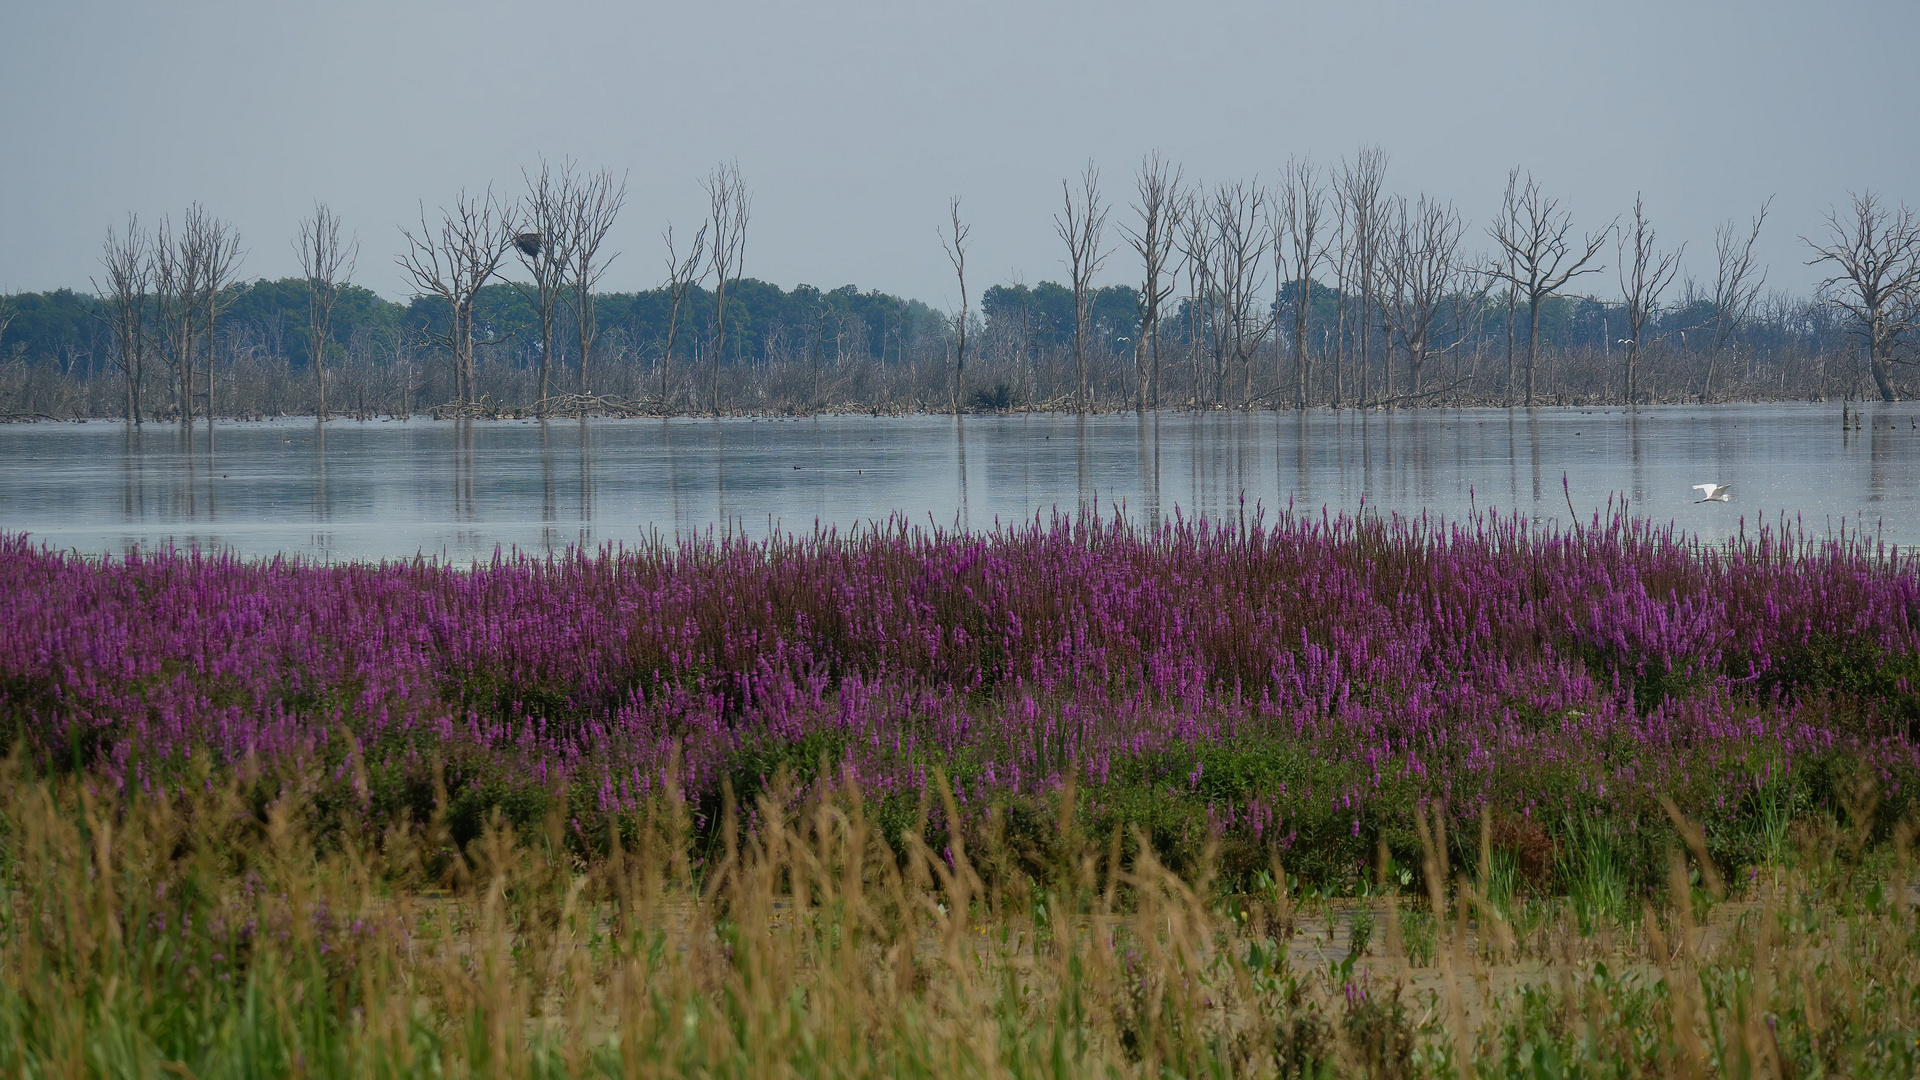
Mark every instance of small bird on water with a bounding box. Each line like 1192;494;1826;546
1693;483;1732;503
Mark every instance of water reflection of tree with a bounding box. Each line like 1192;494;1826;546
1868;403;1892;503
954;416;969;533
578;416;594;550
540;420;557;553
453;419;475;523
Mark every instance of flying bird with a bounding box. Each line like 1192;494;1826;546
1693;483;1732;503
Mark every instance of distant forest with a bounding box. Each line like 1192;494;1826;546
2;154;1915;420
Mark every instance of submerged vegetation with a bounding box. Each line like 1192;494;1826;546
1;506;1918;1074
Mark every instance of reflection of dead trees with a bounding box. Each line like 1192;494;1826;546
428;389;674;421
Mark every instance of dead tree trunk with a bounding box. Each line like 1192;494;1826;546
1122;152;1181;411
1339;148;1386;407
1275;159;1323;409
94;215;150;425
1805;192;1920;403
1381;194;1466;397
1176;192;1211;407
517;161;574;415
195;210;242;422
1704;199;1770;402
942;196;971;415
1327;188;1359;410
704;162;750;415
1208;180;1270;407
1487;169;1610;406
151;213;204;424
398;188;520;411
296;202;356;421
1615;193;1683;406
1055;161;1110;413
568;167;626;410
660;222;707;410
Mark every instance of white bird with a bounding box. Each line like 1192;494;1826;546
1693;483;1732;503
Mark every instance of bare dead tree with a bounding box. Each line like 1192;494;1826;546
567;167;626;404
193;209;243;422
1486;169;1610;405
1805;191;1920;403
1274;158;1324;408
1329;184;1352;408
1704;198;1771;401
941;196;971;415
397;188;520;410
703;162;750;414
517;160;576;414
1121;152;1181;410
1615;193;1683;406
388;320;420;419
94;215;150;424
151;213;204;423
1498;232;1519;405
294;202;357;420
1054;161;1110;412
1006;271;1035;406
660;221;708;409
1208;180;1271;406
1175;190;1211;406
659;223;708;409
1380;193;1467;396
1337;148;1387;405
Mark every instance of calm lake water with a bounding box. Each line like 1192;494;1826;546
2;404;1917;561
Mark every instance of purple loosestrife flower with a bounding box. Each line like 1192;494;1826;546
0;508;1911;845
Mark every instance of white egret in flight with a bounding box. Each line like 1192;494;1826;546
1693;483;1732;503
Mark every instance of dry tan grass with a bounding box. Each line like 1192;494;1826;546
1;758;1916;1078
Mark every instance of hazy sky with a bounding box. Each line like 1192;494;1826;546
4;1;1915;308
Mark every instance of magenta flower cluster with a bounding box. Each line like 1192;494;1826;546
2;506;1915;842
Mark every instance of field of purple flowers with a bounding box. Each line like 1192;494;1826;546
3;505;1917;885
